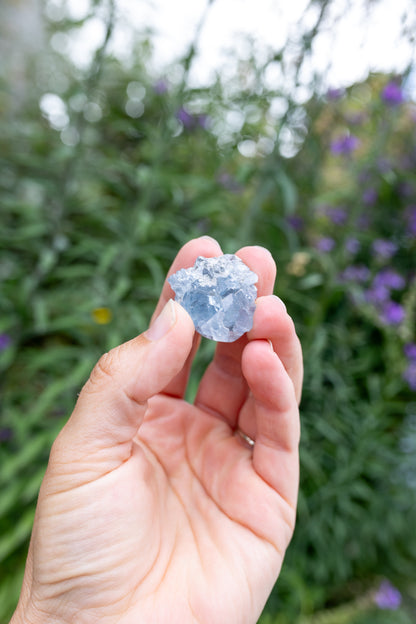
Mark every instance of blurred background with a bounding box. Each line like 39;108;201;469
1;0;416;622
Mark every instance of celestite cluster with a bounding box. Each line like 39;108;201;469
168;254;258;342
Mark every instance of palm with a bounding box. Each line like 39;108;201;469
21;239;302;624
35;396;293;622
133;396;292;621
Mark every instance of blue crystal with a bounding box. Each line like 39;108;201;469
168;255;258;342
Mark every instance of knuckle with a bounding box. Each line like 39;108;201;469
87;348;120;391
49;430;64;462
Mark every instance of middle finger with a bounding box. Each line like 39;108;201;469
194;245;276;429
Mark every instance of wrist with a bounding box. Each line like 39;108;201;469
10;608;27;624
10;604;59;624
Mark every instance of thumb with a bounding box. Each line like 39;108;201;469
57;300;195;457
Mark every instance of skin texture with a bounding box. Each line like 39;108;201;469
12;237;303;624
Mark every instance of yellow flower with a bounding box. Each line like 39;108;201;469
286;251;311;276
92;307;112;324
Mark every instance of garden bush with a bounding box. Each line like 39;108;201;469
1;2;415;622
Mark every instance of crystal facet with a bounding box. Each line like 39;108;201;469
168;255;258;342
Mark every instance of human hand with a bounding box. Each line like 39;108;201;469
12;237;302;624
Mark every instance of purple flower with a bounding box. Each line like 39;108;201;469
362;188;378;206
327;87;344;101
382;82;404;106
217;172;243;193
176;107;194;128
340;265;370;283
153;79;169;95
365;284;390;304
380;301;405;326
0;427;13;442
325;207;347;225
176;107;209;130
405;206;416;236
346;112;366;125
330;134;360;156
316;237;335;252
0;333;11;350
372;239;398;260
345;237;360;255
404;343;416;361
374;580;402;610
286;215;304;231
373;269;405;291
404;362;416;391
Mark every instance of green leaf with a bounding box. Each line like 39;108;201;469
0;507;35;562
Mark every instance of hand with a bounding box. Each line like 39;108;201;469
12;237;302;624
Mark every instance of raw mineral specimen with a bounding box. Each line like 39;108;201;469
168;254;258;342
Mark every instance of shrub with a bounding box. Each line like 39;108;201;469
1;4;415;622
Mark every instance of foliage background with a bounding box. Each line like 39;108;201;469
1;0;416;622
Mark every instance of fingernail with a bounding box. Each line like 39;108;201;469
272;295;287;313
199;235;221;247
146;299;176;341
253;245;273;258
